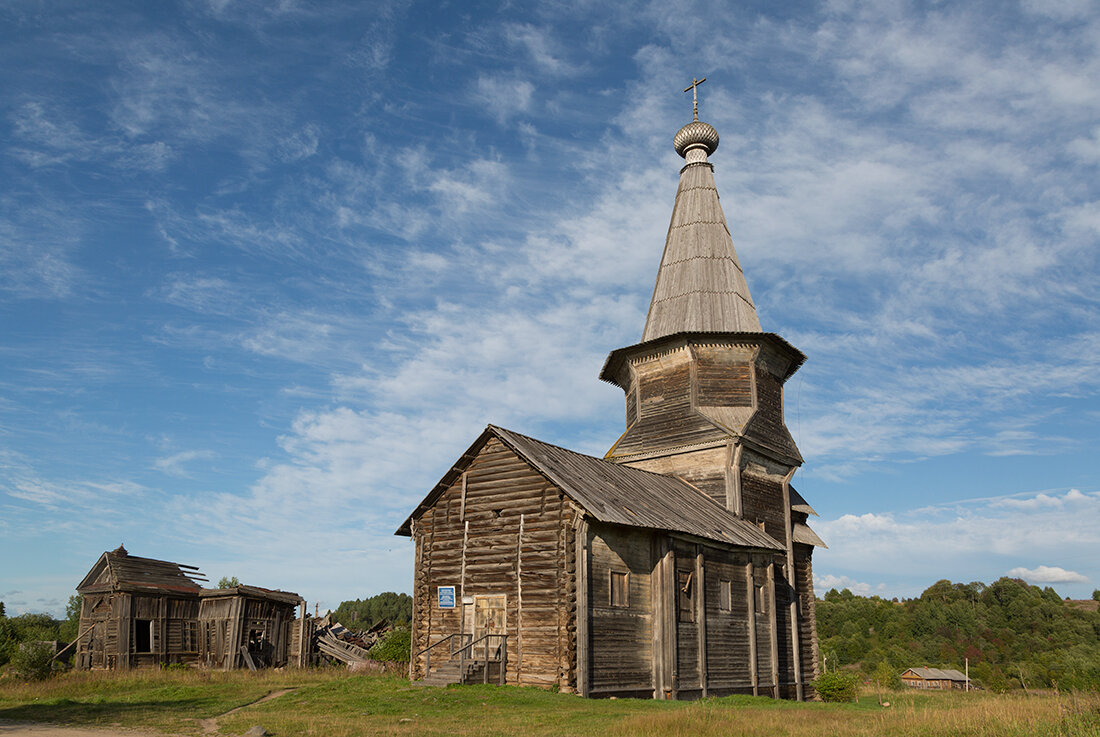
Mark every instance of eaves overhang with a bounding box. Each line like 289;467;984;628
600;331;806;388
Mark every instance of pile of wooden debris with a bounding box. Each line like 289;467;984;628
309;615;393;669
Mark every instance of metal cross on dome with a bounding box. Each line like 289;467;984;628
683;76;707;121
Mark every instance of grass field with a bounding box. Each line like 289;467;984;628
1;669;1097;737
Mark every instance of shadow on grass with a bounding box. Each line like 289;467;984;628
0;696;220;727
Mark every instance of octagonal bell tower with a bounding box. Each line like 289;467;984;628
599;92;815;554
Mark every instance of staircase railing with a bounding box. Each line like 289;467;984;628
414;633;464;678
414;632;508;685
455;633;508;685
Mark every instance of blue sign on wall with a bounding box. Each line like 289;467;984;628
437;585;456;609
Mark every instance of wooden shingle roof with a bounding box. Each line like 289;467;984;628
642;148;760;342
903;667;968;681
77;547;206;594
396;425;784;551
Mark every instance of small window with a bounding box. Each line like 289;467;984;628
610;571;628;607
755;584;767;614
719;579;733;612
678;570;694;622
134;619;153;653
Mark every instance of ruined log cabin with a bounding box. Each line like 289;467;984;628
75;546;304;670
397;98;826;699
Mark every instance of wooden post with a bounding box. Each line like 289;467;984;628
575;518;590;698
460;472;468;521
159;598;167;667
781;469;804;700
409;523;418;679
652;536;676;699
767;561;779;698
516;513;524;684
746;559;758;696
695;545;708;697
726;443;743;516
117;594;131;670
460;520;469;602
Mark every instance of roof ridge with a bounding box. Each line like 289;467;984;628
491;425;783;543
488;424;687;483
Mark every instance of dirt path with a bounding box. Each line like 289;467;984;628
0;688;297;737
199;688;296;735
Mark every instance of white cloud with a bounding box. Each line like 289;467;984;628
814;573;885;597
814;488;1100;592
153;450;216;478
474;74;535;124
1006;566;1088;584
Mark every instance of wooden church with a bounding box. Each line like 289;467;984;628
397;86;824;700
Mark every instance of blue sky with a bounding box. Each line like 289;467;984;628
2;0;1099;617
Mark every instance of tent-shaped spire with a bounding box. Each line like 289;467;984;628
641;113;760;342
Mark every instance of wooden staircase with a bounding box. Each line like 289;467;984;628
419;659;489;686
414;633;508;687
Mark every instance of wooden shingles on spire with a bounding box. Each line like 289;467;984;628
642;142;760;342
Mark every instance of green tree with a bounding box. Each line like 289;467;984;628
1092;589;1100;602
59;595;82;641
10;641;56;680
217;576;240;589
813;670;859;702
368;628;411;662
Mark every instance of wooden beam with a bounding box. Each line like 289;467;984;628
726;443;743;516
460;519;469;601
746;559;758;696
409;521;419;678
460;472;468;521
767;561;779;698
118;594;131;671
517;513;524;684
781;468;804;700
574;518;589;698
695;545;708;697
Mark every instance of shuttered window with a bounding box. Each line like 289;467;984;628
719;579;733;612
610;571;628;607
678;570;694;622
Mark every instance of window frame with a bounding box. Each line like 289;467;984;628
719;578;733;612
677;569;694;622
609;570;629;607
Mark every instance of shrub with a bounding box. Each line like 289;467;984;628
813;669;860;702
368;628;411;662
10;641;56;681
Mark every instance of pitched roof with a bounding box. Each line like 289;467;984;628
200;584;302;605
642;145;760;342
903;667;968;681
396;425;784;551
789;486;818;516
77;548;206;594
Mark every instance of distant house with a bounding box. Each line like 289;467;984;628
900;667;969;690
75;545;304;670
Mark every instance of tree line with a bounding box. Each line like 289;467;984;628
330;592;412;630
0;596;82;667
816;578;1100;691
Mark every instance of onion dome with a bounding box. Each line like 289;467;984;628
673;119;719;158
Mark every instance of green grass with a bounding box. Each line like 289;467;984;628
2;669;1098;737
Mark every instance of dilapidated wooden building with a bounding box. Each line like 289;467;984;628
398;96;825;699
198;585;303;670
74;546;304;670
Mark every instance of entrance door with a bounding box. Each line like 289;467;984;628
474;595;506;638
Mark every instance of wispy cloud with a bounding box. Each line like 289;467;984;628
1006;565;1088;584
153;450;216;478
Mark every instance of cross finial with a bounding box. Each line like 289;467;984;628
683;77;707;121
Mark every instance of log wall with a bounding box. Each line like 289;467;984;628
411;437;578;689
588;523;654;695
